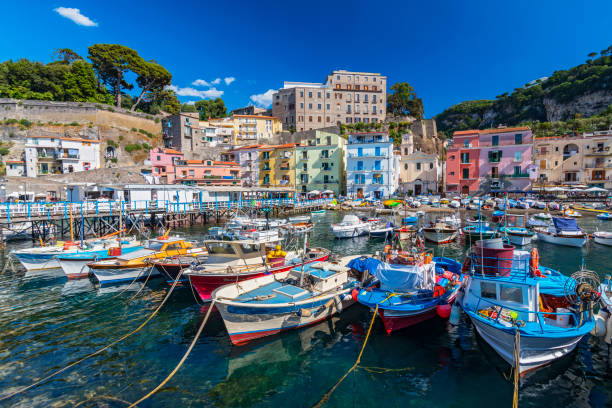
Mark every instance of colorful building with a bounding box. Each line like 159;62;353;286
24;136;100;177
166;159;241;186
259;144;298;188
222;145;263;187
446;127;536;194
398;133;442;195
346;132;398;199
210;115;282;144
149;147;184;182
533;131;612;189
295;130;346;195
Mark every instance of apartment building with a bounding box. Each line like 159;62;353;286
24;136;100;177
166;159;241;186
295;130;346;195
398;133;442;195
221;145;262;187
161;112;203;160
230;106;271;116
259;144;299;188
149;147;184;182
533;131;612;189
5;160;25;177
212;115;282;144
446;127;536;194
346;132;398;199
272;70;387;131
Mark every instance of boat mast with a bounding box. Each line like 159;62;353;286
299;232;308;286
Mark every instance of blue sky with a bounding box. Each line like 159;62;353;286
1;1;612;117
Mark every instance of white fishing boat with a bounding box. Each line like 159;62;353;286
212;258;360;345
593;231;612;246
449;200;461;209
369;220;394;239
534;217;587;247
460;244;597;374
57;243;144;279
533;201;547;209
331;215;370;239
534;212;552;220
288;215;310;223
422;221;458;244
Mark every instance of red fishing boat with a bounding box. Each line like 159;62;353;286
185;238;330;302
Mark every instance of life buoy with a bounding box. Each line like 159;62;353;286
530;248;542;277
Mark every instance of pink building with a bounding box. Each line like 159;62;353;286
167;159;241;186
446;126;536;194
150;147;183;181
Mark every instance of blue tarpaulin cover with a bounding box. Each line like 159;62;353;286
553;217;580;231
347;257;423;292
347;257;382;275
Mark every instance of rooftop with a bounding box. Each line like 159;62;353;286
453;126;531;137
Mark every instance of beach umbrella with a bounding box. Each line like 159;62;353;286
322;190;334;194
307;190;320;195
585;186;608;192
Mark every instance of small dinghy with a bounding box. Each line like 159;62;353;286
527;217;550;228
593;231;612;246
459;244;598;374
500;214;534;246
422;221;459;244
311;209;326;215
369;220;394;239
462;223;497;240
597;213;612;221
57;245;145;279
533;201;547;209
534;212;552;220
213;257;361;345
449;200;461;209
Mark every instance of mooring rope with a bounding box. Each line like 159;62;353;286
312;304;379;408
0;269;186;403
72;395;132;408
512;328;520;408
125;300;217;407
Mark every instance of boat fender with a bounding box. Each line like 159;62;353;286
437;303;452;319
351;288;360;302
591;311;609;337
334;295;343;314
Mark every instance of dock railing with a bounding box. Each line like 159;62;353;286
0;198;333;222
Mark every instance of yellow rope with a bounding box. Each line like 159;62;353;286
126;300;217;407
312;304;379;408
0;269;186;403
72;395;132;407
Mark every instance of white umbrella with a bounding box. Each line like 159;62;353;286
585;186;608;192
545;187;565;192
322;190;334;194
308;190;320;195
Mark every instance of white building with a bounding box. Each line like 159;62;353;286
398;133;442;195
5;160;26;176
221;145;261;187
346;132;398;199
24;136;101;177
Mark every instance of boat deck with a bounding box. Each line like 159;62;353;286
235;281;313;304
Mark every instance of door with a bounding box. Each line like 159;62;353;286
461;185;469;195
415;184;422;195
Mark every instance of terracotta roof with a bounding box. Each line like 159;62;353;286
213;161;239;166
186;160;203;164
453;127;531;136
164;148;183;155
233;115;277;120
453;130;479;136
229;144;263;151
28;135;100;143
5;160;24;164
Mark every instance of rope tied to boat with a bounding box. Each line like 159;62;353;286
312;304;379;408
0;268;186;403
512;328;520;408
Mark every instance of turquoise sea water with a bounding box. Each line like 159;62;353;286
0;211;611;407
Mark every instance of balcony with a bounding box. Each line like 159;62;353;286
585;147;611;156
584;162;609;169
348;152;387;158
60;154;80;160
510;172;530;178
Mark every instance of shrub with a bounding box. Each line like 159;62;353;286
118;135;124;142
69;121;79;126
5;118;18;125
107;140;118;148
154;118;160;123
0;147;9;155
124;143;143;153
131;127;138;132
111;157;118;163
138;128;154;138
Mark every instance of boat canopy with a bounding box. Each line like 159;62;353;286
341;214;361;224
552;217;580;231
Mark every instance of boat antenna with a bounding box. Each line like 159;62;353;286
299;232;308;286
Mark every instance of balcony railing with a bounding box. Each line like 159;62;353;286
348;152;387;158
510;173;530;178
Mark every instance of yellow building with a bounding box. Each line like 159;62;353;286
259;143;298;187
210;115;282;144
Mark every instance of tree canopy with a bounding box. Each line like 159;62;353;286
194;98;227;120
387;82;424;119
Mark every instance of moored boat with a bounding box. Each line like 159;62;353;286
57;244;144;279
289;215;311;223
460;243;597;374
331;215;370;238
462;223;497;240
593;231;612;246
564;209;582;218
597;212;612;221
499;214;534;246
369;220;394;239
422;221;458;244
534;217;587;247
534;212;552;220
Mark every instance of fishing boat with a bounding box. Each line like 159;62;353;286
534;217;587;247
369;220;394;239
593;276;612;344
148;254;210;284
440;213;461;228
311;209;326;215
449;200;461;209
213;258;359;345
597;213;612;221
460;243;597;374
463;223;498;240
331;214;370;238
281;222;314;235
206;226;225;240
593;231;612;246
288;215;311;223
527;217;550;228
88;237;207;285
533;201;547;209
11;234;134;271
534;212;552;220
353;250;464;334
57;244;145;279
499;214;534;246
564;209;582;218
422;221;459;244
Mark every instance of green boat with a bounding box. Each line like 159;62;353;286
311;209;326;215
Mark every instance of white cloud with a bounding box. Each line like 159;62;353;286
184;100;196;105
250;89;276;107
167;85;223;99
224;77;236;85
192;79;210;87
54;7;98;27
211;78;221;85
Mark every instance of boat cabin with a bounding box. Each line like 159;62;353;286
203;238;281;262
146;237;193;252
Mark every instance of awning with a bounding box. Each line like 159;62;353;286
584;186;608;192
322;190;334;194
308;190;320;195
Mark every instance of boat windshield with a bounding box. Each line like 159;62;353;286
147;241;165;251
207;242;239;256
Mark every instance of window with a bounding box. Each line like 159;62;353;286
514;166;522;176
500;285;523;303
326;136;331;145
317;92;321;98
450;171;455;176
317;116;322;122
491;167;498;178
462;168;469;179
326;104;330;110
374;160;381;170
375;147;381;156
317;104;321;110
488;150;502;162
309;103;312;109
309;116;313;122
515;134;523;145
461;152;470;163
514;151;522;162
373;95;377;103
300;91;304;97
416;162;421;170
357;161;363;170
156;155;161;161
300;103;304;109
481;282;497;299
492;135;499;146
404;163;408;170
326;92;330;98
429;163;433;170
373;106;377;114
308;91;312;98
189;170;194;177
463;140;470;147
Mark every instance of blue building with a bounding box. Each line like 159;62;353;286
346;132;399;199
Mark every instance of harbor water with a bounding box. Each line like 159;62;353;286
1;211;611;407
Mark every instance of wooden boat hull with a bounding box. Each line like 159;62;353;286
422;228;458;244
189;251;330;302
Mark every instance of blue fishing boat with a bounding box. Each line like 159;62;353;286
463;223;498;240
458;242;597;374
56;244;144;279
499;214;534;246
597;212;612;221
353;253;463;334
